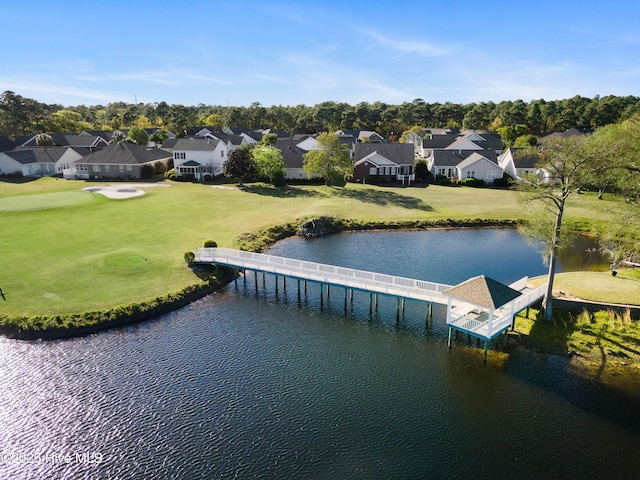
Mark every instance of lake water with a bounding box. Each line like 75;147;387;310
1;229;637;479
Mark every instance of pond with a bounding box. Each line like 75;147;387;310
0;229;633;480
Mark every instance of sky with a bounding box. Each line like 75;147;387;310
1;0;639;108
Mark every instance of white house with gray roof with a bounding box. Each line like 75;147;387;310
172;137;228;181
0;147;86;177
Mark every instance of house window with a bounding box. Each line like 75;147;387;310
487;170;497;180
437;168;445;175
93;165;100;172
105;165;110;172
391;167;396;175
465;170;475;178
369;167;377;175
221;150;224;157
175;152;186;160
119;165;125;173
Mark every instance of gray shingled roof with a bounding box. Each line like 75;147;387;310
510;148;538;168
5;147;68;164
275;139;307;168
353;143;414;165
431;149;497;166
444;275;521;310
173;137;220;151
79;142;171;165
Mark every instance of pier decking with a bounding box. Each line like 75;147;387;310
196;247;547;358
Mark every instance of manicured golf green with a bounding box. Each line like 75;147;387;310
0;191;96;212
0;177;623;317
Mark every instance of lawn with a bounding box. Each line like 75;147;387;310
529;271;640;305
0;177;622;317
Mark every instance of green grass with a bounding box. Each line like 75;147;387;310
0;177;626;317
514;307;640;392
529;271;640;305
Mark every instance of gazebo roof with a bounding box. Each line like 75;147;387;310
444;275;521;310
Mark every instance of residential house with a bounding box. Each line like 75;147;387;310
295;134;319;151
420;130;503;159
335;129;385;145
430;150;501;183
19;133;108;150
456;152;503;183
353;143;415;185
194;130;246;152
66;142;171;180
0;147;85;177
498;148;549;183
172;137;228;180
275;139;312;180
539;127;592;144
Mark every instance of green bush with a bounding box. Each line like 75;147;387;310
140;164;155;179
435;174;450;185
272;169;286;187
164;168;175;179
203;239;218;248
184;250;195;266
460;177;484;187
493;175;512;187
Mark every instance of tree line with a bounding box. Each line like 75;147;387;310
2;91;640;141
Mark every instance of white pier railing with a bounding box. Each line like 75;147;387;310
196;247;453;304
196;248;547;342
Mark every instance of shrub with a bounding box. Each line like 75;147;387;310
164;168;175;179
493;175;512;187
460;177;484;187
154;161;167;174
272;169;286;187
184;250;195;266
203;174;213;182
434;174;449;185
203;239;218;248
140;164;155;179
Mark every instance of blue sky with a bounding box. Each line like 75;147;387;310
2;0;639;107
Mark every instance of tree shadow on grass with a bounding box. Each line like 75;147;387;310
330;186;433;211
0;176;41;184
239;184;322;198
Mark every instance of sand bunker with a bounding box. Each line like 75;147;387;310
83;183;169;199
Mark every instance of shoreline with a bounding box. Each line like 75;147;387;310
1;217;635;354
0;218;517;340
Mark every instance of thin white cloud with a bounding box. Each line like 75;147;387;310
0;78;120;104
358;27;446;57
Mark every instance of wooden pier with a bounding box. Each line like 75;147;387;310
196;248;547;360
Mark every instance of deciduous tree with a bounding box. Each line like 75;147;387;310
518;136;604;320
223;145;255;184
303;132;352;186
127;126;149;146
252;145;286;186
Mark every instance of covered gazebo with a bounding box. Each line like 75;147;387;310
444;275;522;361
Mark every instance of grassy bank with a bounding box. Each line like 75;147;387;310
513;307;640;396
0;177;628;333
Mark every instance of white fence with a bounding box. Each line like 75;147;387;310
197;247;547;340
196;247;453;303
